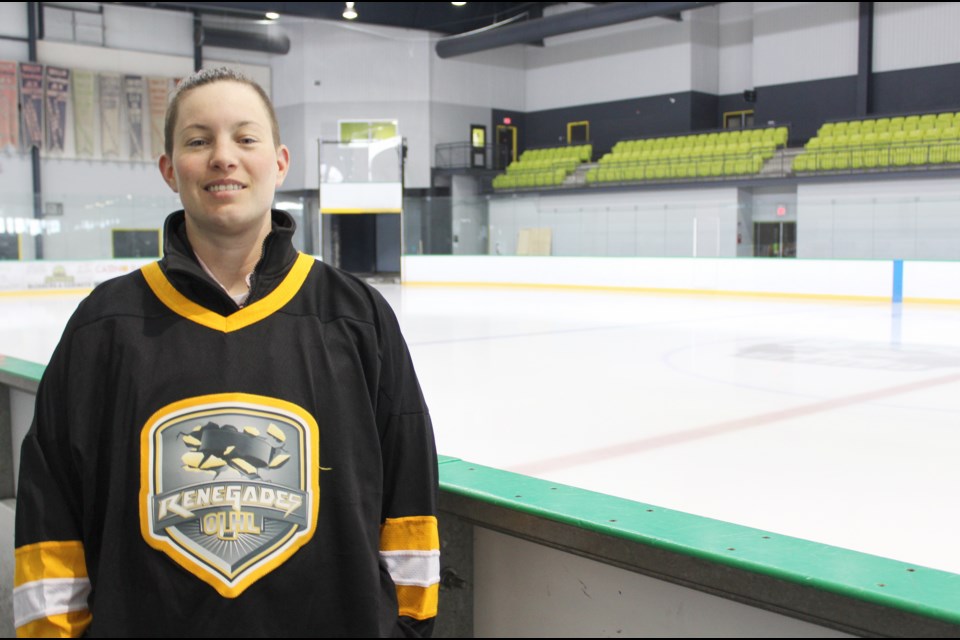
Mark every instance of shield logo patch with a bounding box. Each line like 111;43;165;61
140;393;320;597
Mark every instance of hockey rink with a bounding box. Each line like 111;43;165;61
2;283;959;577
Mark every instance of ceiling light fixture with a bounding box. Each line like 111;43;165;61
343;2;358;20
265;12;279;20
452;2;467;6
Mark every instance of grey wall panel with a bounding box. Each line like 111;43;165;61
524;92;709;157
754;76;858;144
871;62;960;116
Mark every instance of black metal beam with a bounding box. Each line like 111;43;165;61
436;2;721;59
856;1;874;117
193;10;202;71
203;27;290;55
27;2;42;260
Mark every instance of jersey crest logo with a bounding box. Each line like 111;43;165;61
140;393;320;597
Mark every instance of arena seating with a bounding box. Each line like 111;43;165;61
492;144;592;189
792;113;960;173
585;126;788;184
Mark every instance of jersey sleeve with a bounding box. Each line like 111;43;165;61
14;333;92;638
371;288;440;637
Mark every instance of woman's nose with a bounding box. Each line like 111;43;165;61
209;139;238;170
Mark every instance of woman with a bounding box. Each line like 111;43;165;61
14;67;439;638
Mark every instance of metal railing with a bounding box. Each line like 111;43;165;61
435;142;504;170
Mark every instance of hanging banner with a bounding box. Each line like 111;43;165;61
19;62;44;150
0;61;19;149
45;66;70;152
99;73;121;157
148;77;170;159
124;74;144;159
72;69;96;157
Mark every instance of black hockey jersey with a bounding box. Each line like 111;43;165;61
14;210;440;637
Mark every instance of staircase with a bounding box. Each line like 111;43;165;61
761;148;803;177
565;163;597;187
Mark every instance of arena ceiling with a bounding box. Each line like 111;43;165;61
103;3;719;57
111;2;567;36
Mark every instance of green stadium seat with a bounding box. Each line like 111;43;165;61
929;142;947;164
947;142;960;163
923;128;941;144
851;149;864;169
891;144;910;166
910;146;928;165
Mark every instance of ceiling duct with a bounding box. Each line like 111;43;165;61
435;1;722;59
201;27;290;55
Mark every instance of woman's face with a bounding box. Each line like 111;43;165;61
159;81;290;240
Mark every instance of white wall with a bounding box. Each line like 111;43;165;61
488;188;739;258
0;3;28;60
689;5;720;95
798;178;960;260
752;2;859;86
429;41;526;112
525;4;696;111
0;2;27;39
271;18;433;190
873;2;960;72
718;2;754;95
474;529;849;638
101;4;194;56
401;254;897;301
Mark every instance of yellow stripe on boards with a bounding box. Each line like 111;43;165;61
320;209;401;214
17;610;92;639
15;541;87;587
395;583;439;620
400;280;901;303
0;288;92;298
141;253;315;333
380;516;439;552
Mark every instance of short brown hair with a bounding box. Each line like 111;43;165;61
163;67;281;157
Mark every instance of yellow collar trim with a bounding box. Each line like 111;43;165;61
141;253;315;333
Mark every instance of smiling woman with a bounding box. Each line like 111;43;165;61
158;75;290;297
13;67;440;639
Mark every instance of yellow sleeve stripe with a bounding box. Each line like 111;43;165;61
380;516;439;552
396;583;439;621
15;541;87;587
16;610;92;638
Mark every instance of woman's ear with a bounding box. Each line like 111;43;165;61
275;144;291;188
159;154;179;193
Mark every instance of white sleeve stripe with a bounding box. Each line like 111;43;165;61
379;549;440;558
13;578;91;628
380;552;441;587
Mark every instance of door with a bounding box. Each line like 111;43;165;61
567;121;589;144
496;125;516;170
723;110;755;130
753;222;796;257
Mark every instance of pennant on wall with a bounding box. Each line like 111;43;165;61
19;62;44;149
0;62;19;149
147;77;170;159
72;69;96;157
124;74;144;159
45;66;70;152
99;73;121;157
